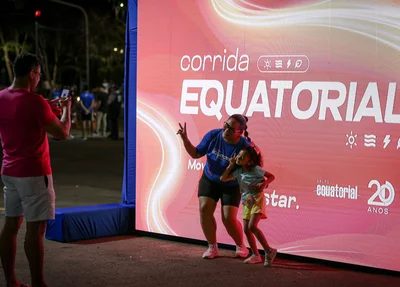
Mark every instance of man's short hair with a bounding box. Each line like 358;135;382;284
83;85;89;91
13;53;41;78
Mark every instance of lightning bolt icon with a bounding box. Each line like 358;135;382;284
287;60;292;68
383;135;391;149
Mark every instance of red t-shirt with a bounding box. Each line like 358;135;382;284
0;88;56;177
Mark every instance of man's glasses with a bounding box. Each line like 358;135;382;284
223;122;241;133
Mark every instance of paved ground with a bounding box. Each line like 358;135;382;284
0;134;124;209
0;136;399;287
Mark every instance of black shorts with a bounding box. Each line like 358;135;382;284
198;174;241;207
81;112;92;121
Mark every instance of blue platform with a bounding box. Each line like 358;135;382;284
46;204;135;243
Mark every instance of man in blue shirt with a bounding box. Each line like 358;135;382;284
79;85;95;140
52;84;62;100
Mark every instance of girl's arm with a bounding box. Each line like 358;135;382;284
220;154;238;182
253;170;275;192
220;163;236;182
263;171;275;188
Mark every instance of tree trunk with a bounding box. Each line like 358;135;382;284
0;29;13;83
52;47;58;86
38;35;54;88
3;46;13;83
52;33;62;86
14;30;19;55
20;32;28;55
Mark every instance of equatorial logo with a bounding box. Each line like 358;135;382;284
315;180;358;200
367;180;395;215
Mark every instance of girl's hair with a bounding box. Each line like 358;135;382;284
229;114;251;142
242;143;263;168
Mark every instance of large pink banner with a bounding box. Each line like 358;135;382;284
136;0;400;272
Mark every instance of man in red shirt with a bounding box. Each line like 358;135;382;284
0;53;71;287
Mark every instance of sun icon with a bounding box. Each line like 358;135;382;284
346;131;357;149
264;59;271;70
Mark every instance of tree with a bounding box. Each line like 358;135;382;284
0;2;126;90
88;10;125;87
36;24;73;88
0;27;30;83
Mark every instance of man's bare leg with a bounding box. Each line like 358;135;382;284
24;220;48;287
0;216;24;287
82;121;89;139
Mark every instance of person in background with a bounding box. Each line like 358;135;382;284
79;85;95;140
107;85;121;140
94;86;108;137
51;84;61;100
102;79;109;94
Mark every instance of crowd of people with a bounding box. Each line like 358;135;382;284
51;81;122;141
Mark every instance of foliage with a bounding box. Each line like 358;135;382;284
0;2;126;90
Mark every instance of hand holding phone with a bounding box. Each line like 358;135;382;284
59;95;72;110
47;99;63;117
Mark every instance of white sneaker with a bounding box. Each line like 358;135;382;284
264;248;277;267
202;245;218;259
235;245;249;258
244;254;262;264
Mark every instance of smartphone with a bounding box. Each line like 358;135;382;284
61;86;70;98
52;86;70;140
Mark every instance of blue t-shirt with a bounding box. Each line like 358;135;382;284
196;129;250;186
80;92;95;112
52;90;61;100
233;165;265;196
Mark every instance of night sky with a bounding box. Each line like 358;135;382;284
0;0;127;87
0;0;126;27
